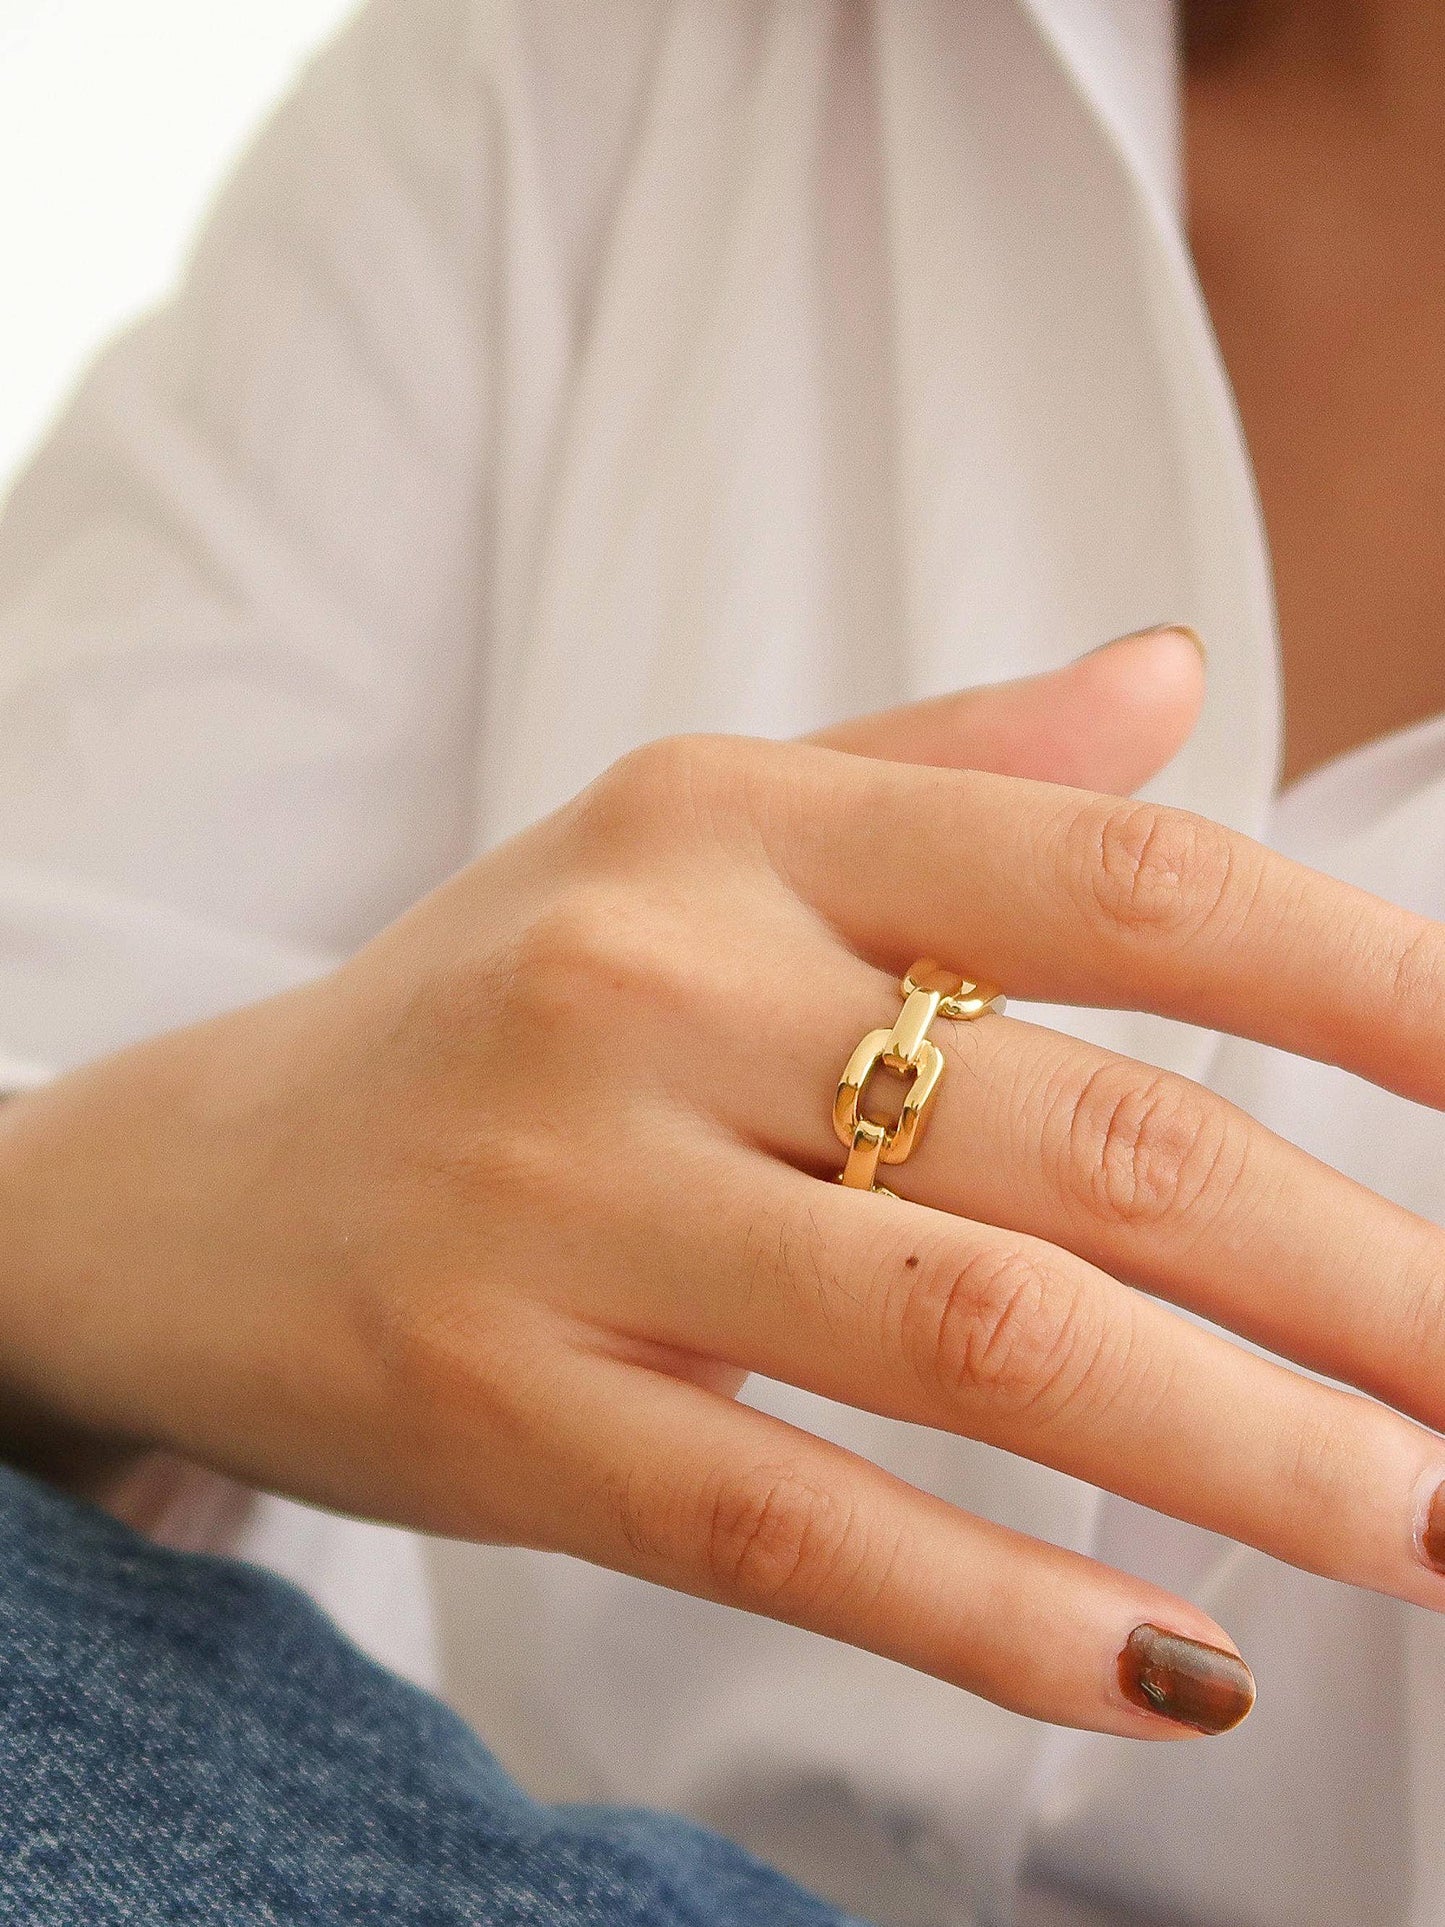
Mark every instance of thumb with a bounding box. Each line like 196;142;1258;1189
808;626;1206;796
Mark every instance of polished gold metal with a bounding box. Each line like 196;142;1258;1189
839;1113;889;1193
901;959;1006;1022
833;958;1005;1193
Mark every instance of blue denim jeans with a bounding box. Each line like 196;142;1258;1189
0;1467;867;1925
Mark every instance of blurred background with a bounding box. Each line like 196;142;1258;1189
0;0;354;489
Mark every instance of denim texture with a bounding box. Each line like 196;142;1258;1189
0;1467;867;1925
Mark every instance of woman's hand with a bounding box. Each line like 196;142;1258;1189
7;626;1445;1741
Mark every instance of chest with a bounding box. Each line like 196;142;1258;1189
1187;75;1445;782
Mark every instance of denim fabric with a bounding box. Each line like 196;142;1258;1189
0;1468;868;1925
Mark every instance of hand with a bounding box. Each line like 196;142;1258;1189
6;626;1445;1741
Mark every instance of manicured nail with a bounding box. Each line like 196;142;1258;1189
1118;1624;1255;1735
1164;624;1207;665
1419;1479;1445;1572
1112;623;1207;664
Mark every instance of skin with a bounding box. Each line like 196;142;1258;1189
8;626;1445;1741
3;0;1444;1745
1187;0;1445;780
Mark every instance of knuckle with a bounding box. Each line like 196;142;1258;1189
514;892;643;1006
703;1464;858;1613
1078;801;1242;948
1383;921;1445;1035
905;1241;1097;1420
401;885;687;1127
499;888;688;1048
1280;1401;1355;1526
580;734;746;853
1063;1062;1246;1233
605;1463;674;1571
1397;1247;1445;1377
364;1278;536;1440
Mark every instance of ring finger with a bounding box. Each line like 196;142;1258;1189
728;948;1445;1441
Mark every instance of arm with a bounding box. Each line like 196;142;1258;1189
0;0;492;1489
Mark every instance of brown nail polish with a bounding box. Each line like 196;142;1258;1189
1118;1624;1256;1735
1420;1480;1445;1572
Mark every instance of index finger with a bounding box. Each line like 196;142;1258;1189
757;739;1445;1109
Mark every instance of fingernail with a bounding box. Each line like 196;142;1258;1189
1419;1479;1445;1572
1101;624;1207;665
1165;624;1207;665
1118;1624;1255;1735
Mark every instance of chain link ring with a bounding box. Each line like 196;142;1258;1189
833;958;1004;1194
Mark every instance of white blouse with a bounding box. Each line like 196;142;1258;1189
0;2;1430;1921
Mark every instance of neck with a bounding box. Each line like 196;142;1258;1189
1184;1;1445;101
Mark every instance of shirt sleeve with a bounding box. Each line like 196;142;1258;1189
0;0;496;1082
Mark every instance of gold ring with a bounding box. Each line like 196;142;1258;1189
833;958;1005;1194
